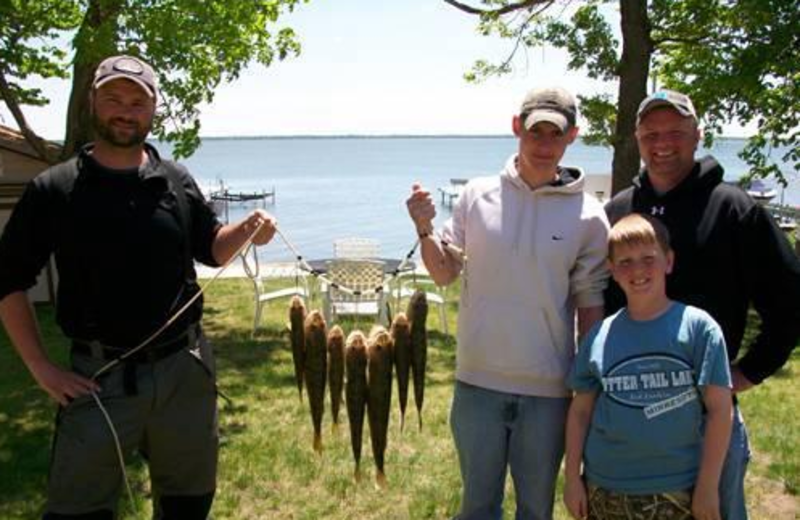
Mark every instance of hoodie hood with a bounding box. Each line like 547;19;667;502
634;155;724;199
500;153;588;253
501;154;586;194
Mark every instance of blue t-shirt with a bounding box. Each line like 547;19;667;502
568;302;731;494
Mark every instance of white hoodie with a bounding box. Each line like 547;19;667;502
442;154;610;397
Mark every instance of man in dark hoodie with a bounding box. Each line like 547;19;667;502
604;89;800;520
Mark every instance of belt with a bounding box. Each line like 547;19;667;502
71;333;191;364
71;325;200;395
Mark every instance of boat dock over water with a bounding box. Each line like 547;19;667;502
438;178;468;209
766;203;800;232
204;180;275;223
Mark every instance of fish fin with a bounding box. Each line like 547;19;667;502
375;471;387;489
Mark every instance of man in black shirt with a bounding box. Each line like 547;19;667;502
604;89;800;520
0;55;276;519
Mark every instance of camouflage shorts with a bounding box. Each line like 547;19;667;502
587;485;693;520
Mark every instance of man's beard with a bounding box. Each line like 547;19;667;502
92;112;152;148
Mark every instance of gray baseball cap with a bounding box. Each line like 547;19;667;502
636;89;697;125
93;55;158;98
520;87;577;133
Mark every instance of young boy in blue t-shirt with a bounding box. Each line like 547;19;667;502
564;213;733;520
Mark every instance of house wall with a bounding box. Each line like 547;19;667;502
0;147;58;303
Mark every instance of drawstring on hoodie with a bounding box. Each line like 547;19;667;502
502;155;586;256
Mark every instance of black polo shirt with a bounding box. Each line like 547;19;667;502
0;144;222;348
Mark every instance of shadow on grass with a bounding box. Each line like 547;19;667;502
204;292;459;449
0;306;67;516
0;280;460;517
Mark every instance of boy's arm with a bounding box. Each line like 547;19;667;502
564;391;597;520
692;385;733;520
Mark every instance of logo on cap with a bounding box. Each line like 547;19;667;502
636;89;697;125
93;55;158;98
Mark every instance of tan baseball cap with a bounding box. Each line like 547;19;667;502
93;55;158;98
520;87;577;132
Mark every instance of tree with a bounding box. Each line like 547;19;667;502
1;0;307;162
652;0;799;186
445;0;799;194
0;0;82;163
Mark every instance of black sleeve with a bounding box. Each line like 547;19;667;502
602;192;631;317
736;204;800;383
173;163;223;267
0;179;57;300
603;278;626;317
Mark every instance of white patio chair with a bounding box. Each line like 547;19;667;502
392;267;448;334
333;237;381;259
323;259;389;326
250;263;310;335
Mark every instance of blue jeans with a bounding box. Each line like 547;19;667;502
450;381;570;520
719;405;750;520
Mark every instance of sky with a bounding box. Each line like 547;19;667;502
1;0;748;139
0;0;620;139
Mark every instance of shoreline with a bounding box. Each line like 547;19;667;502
195;261;298;279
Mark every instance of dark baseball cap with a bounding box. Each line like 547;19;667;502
93;55;158;98
520;87;577;133
636;89;697;125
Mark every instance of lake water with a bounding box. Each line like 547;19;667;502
153;136;798;264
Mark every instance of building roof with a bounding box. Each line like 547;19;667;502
0;124;62;161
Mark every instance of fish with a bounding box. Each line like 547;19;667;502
345;330;368;481
303;310;327;453
390;313;412;433
289;296;306;401
327;325;345;431
367;325;394;487
407;290;429;432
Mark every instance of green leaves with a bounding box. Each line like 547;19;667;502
1;0;82;105
578;94;616;147
2;0;308;159
653;0;799;183
448;0;798;187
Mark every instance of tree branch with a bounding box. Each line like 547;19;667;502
652;35;709;46
0;69;59;164
443;0;554;16
494;4;555;75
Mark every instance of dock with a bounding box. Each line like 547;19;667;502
766;203;800;234
438;178;468;209
206;180;275;223
210;189;275;204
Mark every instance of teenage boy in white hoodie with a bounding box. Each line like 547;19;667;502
406;87;610;520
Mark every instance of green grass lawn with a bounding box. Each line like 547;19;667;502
0;277;797;519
